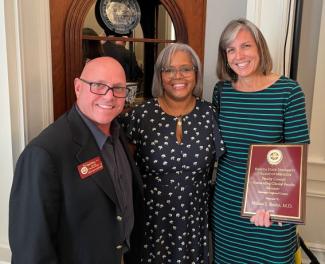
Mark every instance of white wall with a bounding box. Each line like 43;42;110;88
202;0;247;101
0;2;14;262
297;0;323;125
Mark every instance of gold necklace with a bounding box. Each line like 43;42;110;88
177;115;183;126
158;97;195;144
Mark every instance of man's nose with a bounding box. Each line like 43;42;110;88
104;88;115;98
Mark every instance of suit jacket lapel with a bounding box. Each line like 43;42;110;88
68;107;120;207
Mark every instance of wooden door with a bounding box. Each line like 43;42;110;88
50;0;206;119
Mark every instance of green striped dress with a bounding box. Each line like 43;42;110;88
211;76;310;264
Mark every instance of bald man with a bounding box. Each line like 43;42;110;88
9;57;144;264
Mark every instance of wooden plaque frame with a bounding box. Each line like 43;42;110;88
241;144;307;224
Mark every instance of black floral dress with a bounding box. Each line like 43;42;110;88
121;98;225;264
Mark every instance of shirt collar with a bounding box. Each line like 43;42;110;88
75;104;120;149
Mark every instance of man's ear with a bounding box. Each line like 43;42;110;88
74;78;81;98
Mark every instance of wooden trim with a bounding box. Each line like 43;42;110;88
200;0;207;63
174;0;206;61
65;0;95;108
82;35;177;43
161;0;188;43
64;0;188;110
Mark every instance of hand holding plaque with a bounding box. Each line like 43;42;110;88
241;144;307;224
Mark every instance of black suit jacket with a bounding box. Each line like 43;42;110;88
9;106;144;264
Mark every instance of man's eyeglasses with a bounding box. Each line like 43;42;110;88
78;78;129;98
161;65;197;78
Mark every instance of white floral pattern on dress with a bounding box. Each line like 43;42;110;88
121;98;224;264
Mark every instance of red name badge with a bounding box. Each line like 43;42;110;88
77;156;104;179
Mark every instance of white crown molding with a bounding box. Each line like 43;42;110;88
308;158;325;166
307;191;325;199
307;242;325;252
303;242;325;264
307;158;325;183
0;244;10;263
307;178;325;183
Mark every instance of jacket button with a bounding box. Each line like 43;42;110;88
116;244;123;249
116;215;123;221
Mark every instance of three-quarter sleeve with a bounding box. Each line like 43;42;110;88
283;83;310;144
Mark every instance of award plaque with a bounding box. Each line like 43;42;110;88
98;0;141;35
241;144;307;223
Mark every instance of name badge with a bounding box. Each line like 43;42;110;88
77;156;104;179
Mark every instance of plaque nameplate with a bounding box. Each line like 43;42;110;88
241;144;307;224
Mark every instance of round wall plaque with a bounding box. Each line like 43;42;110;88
99;0;141;35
